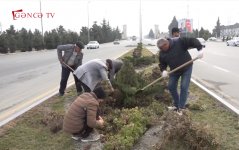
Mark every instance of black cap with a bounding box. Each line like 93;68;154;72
106;59;113;69
172;28;180;35
93;86;106;99
76;41;85;49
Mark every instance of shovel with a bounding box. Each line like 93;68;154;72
135;57;198;94
62;61;75;72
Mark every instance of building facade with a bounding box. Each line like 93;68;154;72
122;25;127;40
220;23;239;38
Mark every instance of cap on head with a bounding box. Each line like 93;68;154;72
157;38;168;47
75;41;85;49
93;86;106;99
172;27;180;35
106;59;113;69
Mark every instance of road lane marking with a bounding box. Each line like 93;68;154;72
0;79;74;121
16;57;40;62
213;52;226;56
213;66;229;73
97;51;102;53
198;60;207;64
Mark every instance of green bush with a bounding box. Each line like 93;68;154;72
123;56;154;67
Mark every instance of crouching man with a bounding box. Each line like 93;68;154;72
63;86;106;142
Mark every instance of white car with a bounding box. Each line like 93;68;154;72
87;41;99;49
208;37;217;41
227;37;239;46
197;38;206;48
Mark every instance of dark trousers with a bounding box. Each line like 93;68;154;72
59;66;92;94
73;109;100;138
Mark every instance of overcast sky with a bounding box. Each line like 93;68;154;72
1;0;239;37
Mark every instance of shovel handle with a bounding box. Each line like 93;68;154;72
62;61;75;72
142;57;198;90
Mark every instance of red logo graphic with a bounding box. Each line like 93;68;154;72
12;9;23;20
12;9;55;20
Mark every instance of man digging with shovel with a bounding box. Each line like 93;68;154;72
157;37;203;115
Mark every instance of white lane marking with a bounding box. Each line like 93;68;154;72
198;60;207;64
16;57;40;62
213;66;230;73
213;52;226;56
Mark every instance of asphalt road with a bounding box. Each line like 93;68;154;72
0;40;139;122
146;40;239;110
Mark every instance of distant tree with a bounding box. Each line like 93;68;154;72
6;25;17;53
214;17;220;38
168;16;178;38
0;32;9;53
148;29;154;38
19;28;30;52
33;29;44;50
28;30;33;51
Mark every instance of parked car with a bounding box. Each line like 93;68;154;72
227;37;239;46
114;39;120;44
87;41;99;49
197;38;206;48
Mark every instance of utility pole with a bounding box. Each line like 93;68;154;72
40;1;44;44
87;1;90;43
139;1;142;43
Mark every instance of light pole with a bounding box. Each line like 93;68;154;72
87;1;90;43
40;1;44;44
139;1;142;43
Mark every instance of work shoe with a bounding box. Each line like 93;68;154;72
81;133;100;142
176;108;186;116
72;133;82;140
58;93;64;97
167;106;178;111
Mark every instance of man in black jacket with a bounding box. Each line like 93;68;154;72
157;37;203;115
106;59;124;81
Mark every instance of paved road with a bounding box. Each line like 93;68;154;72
0;40;139;122
146;40;239;110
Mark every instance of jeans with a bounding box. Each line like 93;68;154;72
168;65;192;109
59;66;83;94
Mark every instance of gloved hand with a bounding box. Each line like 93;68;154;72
197;50;204;59
162;70;168;78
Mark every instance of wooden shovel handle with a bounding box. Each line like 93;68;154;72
62;61;75;72
142;57;198;90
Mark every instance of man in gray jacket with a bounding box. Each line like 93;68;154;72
73;59;114;93
106;59;123;81
57;41;84;97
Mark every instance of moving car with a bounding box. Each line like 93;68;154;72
132;36;136;41
197;38;206;48
227;37;239;46
208;37;217;41
114;39;120;44
87;41;99;49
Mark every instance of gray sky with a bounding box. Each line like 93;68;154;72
1;0;239;37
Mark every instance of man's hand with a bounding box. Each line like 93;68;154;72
59;58;63;62
162;70;168;78
98;116;104;126
197;50;204;59
111;87;114;93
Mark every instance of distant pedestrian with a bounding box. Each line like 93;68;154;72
57;41;84;97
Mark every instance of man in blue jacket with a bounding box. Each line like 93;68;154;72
57;41;84;97
157;37;204;115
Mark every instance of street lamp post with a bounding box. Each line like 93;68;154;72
40;1;44;44
87;1;90;43
139;1;142;43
